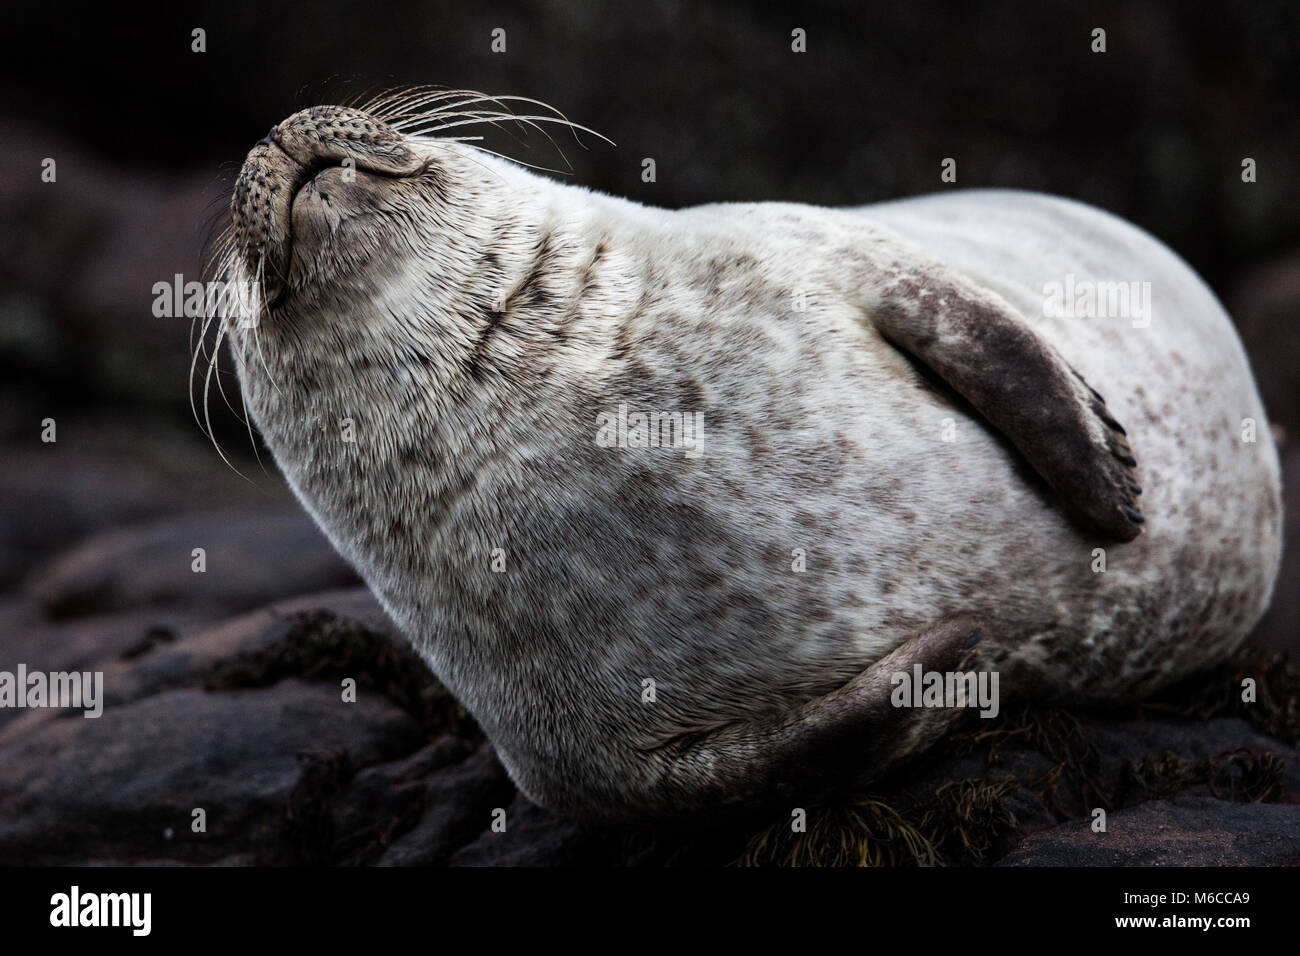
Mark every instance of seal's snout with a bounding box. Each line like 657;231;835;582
268;105;422;176
231;105;423;306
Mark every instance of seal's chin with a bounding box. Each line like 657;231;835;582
284;166;409;298
261;165;351;310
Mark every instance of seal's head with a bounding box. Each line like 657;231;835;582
230;105;434;311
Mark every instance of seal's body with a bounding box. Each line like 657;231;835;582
220;101;1282;821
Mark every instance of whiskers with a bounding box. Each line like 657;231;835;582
192;223;270;483
194;87;612;477
351;85;615;176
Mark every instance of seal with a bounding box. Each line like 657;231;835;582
210;91;1283;822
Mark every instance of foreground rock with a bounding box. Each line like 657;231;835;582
996;796;1300;866
0;589;1295;866
0;682;420;864
0;417;290;590
26;510;359;619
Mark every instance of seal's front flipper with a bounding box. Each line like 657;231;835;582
644;616;989;817
865;271;1144;541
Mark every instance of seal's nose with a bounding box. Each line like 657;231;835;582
255;125;280;148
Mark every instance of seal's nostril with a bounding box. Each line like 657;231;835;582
256;125;281;148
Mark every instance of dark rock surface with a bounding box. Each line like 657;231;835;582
0;681;421;865
0;416;291;590
996;797;1300;866
0;584;1295;866
26;509;359;619
0;118;217;411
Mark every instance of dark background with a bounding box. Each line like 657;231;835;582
0;0;1296;644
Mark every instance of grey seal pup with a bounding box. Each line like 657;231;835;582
209;91;1282;822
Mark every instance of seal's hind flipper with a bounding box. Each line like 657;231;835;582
643;615;990;816
866;272;1144;541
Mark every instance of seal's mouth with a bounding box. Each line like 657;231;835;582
262;161;333;311
286;158;334;207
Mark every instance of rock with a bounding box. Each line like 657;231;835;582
0;680;422;865
29;588;432;735
1090;715;1300;797
376;744;517;867
450;793;612;867
0;589;450;865
0;602;204;673
1;582;1295;867
0;420;287;589
738;701;1300;867
995;796;1300;866
0;602;204;730
26;510;359;619
319;737;476;865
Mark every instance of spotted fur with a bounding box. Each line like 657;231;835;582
216;102;1283;821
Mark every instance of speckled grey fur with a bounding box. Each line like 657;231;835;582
218;103;1282;822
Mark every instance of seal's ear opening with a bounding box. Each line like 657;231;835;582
866;274;1144;542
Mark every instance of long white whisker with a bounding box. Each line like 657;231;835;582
415;93;614;149
207;282;256;425
203;322;253;482
403;113;613;146
425;138;575;177
248;256;284;400
389;108;567;160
